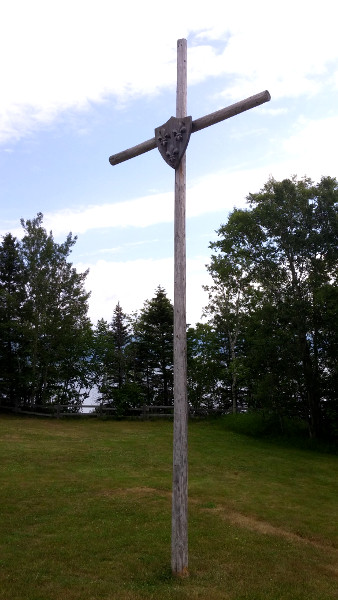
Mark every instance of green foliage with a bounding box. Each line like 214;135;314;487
222;411;308;439
0;214;92;409
0;234;25;405
133;286;174;405
205;176;338;439
187;322;231;413
92;306;146;414
2;175;336;437
91;287;174;413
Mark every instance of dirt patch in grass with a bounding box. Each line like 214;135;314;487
98;485;338;558
206;505;338;554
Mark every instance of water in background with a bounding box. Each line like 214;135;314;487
82;386;100;413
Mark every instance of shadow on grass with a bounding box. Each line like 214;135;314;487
218;412;337;454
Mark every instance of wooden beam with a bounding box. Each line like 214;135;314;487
108;90;270;166
109;137;156;166
171;38;189;578
192;90;271;132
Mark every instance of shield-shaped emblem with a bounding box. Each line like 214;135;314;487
155;116;192;169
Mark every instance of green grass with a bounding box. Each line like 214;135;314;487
0;415;337;600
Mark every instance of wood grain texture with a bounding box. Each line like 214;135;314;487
192;90;271;132
109;137;156;165
109;90;270;166
172;38;189;577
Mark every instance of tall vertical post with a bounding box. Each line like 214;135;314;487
172;38;188;577
108;37;270;577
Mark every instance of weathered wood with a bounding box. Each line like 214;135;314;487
192;90;270;132
107;37;270;578
172;37;189;578
109;90;270;166
109;136;156;166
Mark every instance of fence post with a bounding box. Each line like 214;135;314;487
142;404;149;420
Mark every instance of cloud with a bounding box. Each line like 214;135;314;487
0;1;222;143
283;115;338;170
3;107;335;242
1;0;338;144
12;167;264;239
0;226;22;240
76;255;212;326
261;108;288;116
42;193;173;236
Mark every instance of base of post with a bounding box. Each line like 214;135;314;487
172;566;189;578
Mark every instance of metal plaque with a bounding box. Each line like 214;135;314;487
155;116;192;169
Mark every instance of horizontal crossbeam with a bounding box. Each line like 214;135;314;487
109;90;270;166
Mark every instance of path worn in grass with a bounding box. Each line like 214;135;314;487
104;484;338;566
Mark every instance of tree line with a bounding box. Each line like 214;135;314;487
0;176;337;439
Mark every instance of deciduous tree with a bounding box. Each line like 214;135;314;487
207;176;338;438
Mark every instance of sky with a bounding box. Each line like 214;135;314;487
1;0;338;326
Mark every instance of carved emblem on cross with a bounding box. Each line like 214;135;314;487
155;116;193;168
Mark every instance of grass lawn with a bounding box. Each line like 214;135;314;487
0;415;337;599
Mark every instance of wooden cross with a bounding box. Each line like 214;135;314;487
109;38;271;576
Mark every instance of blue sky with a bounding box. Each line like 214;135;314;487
1;0;337;325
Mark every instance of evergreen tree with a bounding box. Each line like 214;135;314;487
110;302;130;390
133;286;174;405
0;213;92;410
0;234;25;406
92;318;114;404
92;304;140;414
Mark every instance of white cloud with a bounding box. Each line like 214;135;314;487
261;108;288;116
1;0;338;143
77;255;212;326
283;115;338;170
0;226;22;240
42;193;173;236
3;108;336;242
10;167;267;239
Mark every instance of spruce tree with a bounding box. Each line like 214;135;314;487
134;286;174;405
